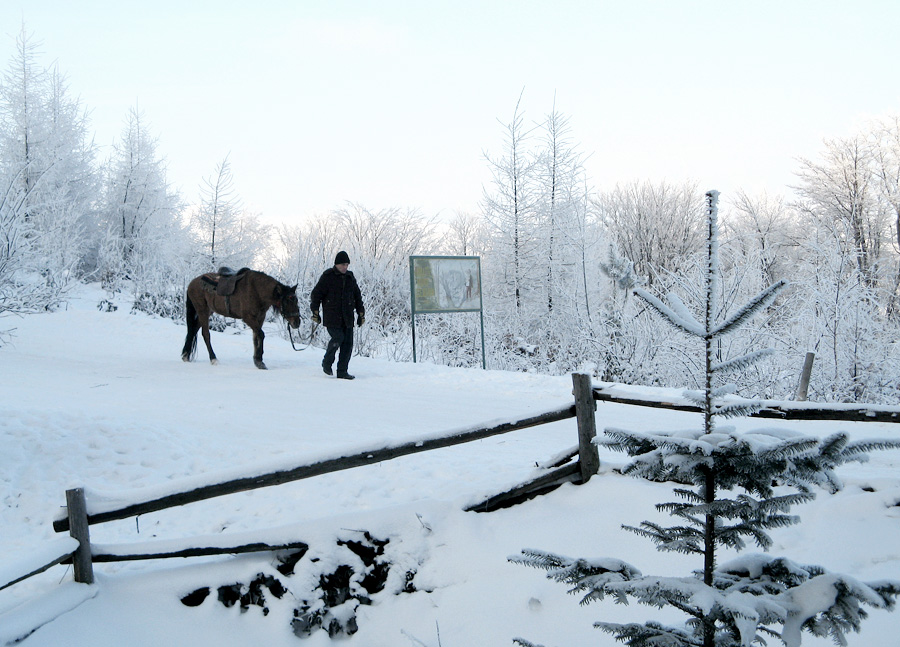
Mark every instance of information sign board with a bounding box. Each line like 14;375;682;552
409;255;485;368
410;256;482;314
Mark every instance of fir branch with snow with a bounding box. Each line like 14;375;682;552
513;190;900;647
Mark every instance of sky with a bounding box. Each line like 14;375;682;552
1;1;899;224
2;283;899;645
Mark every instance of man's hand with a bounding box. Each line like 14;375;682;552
357;313;365;326
311;311;321;325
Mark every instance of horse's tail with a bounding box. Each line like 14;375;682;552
181;293;199;361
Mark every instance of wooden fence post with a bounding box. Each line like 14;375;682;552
66;488;94;585
795;352;815;401
572;372;600;483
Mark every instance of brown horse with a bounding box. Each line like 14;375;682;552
181;268;301;369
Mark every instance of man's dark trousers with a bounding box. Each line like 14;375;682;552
323;326;353;374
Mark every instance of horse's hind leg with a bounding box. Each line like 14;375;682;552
199;313;218;365
252;327;266;370
182;294;199;362
181;329;196;362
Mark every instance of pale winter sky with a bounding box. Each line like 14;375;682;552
1;1;899;224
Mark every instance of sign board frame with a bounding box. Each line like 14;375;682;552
409;255;485;368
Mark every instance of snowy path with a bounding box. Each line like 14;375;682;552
1;285;898;646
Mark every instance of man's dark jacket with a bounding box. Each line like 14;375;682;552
310;268;364;328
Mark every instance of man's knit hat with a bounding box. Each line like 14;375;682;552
334;250;350;265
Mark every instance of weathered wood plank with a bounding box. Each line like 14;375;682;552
66;488;93;585
54;404;577;533
573;373;600;482
465;462;582;513
795;352;815;401
84;540;309;563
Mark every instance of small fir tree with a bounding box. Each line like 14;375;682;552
513;191;900;647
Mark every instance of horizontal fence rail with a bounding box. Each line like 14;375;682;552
0;537;79;593
593;387;900;423
53;402;578;533
88;538;310;563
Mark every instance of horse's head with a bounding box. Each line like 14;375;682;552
278;284;302;329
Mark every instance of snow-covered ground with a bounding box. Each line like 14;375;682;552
1;284;898;646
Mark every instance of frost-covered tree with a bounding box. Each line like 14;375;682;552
191;154;270;271
795;136;889;289
595;180;705;289
779;124;900;402
514;191;900;647
0;27;96;315
483;91;539;314
787;227;895;403
533;103;585;318
480;95;607;373
445;210;487;257
869;115;900;315
97;106;187;311
567;179;601;328
596;243;645;382
726;190;798;289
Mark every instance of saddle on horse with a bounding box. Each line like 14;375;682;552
201;267;251;296
200;267;251;317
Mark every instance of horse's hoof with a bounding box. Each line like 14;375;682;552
210;358;218;365
255;362;267;370
181;354;190;362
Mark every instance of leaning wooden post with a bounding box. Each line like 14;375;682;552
795;352;815;401
572;372;600;483
66;488;94;585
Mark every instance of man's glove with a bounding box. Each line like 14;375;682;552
311;311;321;325
357;313;365;326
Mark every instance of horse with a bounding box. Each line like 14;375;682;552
181;268;301;369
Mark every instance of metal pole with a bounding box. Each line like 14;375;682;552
409;257;417;364
411;313;417;363
479;308;486;369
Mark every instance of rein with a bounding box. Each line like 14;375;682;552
277;291;311;351
288;319;318;351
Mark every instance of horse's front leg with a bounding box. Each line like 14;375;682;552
252;327;266;369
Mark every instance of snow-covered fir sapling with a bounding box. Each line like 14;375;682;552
597;244;641;382
512;191;900;647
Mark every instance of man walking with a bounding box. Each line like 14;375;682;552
310;251;365;380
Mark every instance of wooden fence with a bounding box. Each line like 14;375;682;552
4;373;598;595
6;374;898;606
